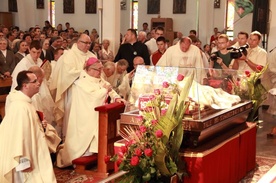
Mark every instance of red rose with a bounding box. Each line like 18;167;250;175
154;89;161;95
121;146;127;154
135;148;142;156
125;140;134;147
161;109;167;116
130;156;139;166
256;65;263;71
104;155;111;163
116;158;122;166
127;139;136;146
162;81;170;88
139;125;147;133
155;129;163;138
177;74;185;81
151;119;158;125
144;148;153;157
149;95;155;100
245;70;251;77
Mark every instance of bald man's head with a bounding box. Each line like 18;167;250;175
133;56;145;69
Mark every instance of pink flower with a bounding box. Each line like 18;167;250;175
135;148;142;156
144;148;153;157
162;81;170;88
245;70;251;77
121;146;127;154
154;89;161;95
155;129;163;138
139;125;147;133
149;95;155;100
136;115;143;122
104;155;111;164
161;109;167;116
256;65;263;71
177;74;185;81
130;156;139;166
126;139;136;147
151;119;158;125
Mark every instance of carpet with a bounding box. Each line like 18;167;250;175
54;156;276;183
239;156;276;183
54;166;102;183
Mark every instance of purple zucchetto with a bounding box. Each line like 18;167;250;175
85;57;99;67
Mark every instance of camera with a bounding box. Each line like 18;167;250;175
227;44;249;59
210;52;219;62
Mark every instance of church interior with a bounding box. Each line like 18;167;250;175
1;0;276;182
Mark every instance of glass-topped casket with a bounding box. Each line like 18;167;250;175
120;66;253;147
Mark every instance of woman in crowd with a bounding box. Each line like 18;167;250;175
98;39;114;64
14;40;28;65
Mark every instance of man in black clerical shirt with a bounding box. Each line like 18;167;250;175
114;29;150;73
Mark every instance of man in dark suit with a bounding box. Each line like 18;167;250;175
114;29;150;72
46;36;63;61
40;39;51;61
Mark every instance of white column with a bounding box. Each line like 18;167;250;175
101;0;121;54
17;0;36;31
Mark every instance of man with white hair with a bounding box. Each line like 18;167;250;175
107;59;128;93
118;56;145;99
49;33;96;140
101;61;116;81
137;31;147;44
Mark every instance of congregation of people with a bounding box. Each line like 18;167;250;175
0;19;274;182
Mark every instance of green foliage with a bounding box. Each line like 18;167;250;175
109;72;194;182
233;65;268;121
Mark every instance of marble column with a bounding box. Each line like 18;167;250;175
99;0;121;54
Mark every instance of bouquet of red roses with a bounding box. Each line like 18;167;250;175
105;72;194;182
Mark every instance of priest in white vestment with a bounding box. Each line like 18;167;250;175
103;59;128;94
157;37;206;84
117;56;145;100
49;34;96;140
0;71;56;183
56;57;125;168
28;66;61;152
11;40;43;90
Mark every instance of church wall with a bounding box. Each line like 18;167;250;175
0;1;8;12
55;0;99;33
0;0;274;50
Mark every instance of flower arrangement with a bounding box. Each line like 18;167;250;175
105;72;195;182
232;65;268;121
